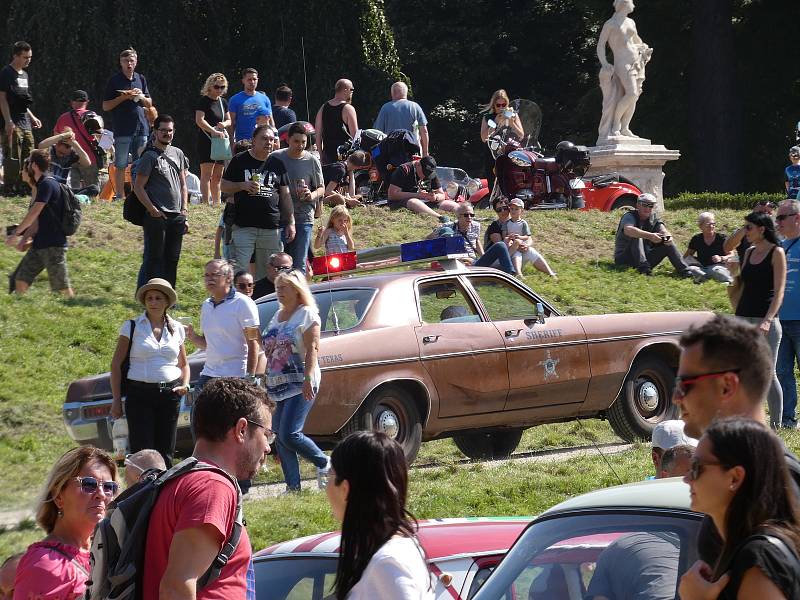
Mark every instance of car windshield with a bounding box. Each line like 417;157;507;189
257;288;376;334
254;556;337;599
472;510;702;600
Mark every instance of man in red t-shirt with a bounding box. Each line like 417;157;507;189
142;378;275;600
54;90;101;192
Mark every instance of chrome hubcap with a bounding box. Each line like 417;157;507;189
637;381;660;412
376;408;399;439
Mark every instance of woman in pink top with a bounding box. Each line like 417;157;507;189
14;446;118;600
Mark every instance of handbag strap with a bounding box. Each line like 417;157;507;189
125;319;136;367
44;543;90;579
202;97;228;141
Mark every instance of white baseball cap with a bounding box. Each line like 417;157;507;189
652;420;697;450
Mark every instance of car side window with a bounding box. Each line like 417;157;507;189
468;276;542;322
418;279;480;324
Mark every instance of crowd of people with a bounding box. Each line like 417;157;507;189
5;38;800;600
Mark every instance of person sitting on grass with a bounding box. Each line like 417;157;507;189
504;198;557;278
387;156;459;218
322;151;368;208
314;205;355;255
613;193;702;278
683;211;734;284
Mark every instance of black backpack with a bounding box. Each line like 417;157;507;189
48;181;82;236
84;457;243;600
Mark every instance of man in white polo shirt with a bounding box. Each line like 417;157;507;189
186;258;260;391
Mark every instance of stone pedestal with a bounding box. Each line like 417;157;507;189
586;137;680;211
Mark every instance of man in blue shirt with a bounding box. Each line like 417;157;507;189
776;199;800;427
102;48;153;201
786;147;800;200
373;81;429;156
6;149;74;297
229;68;273;142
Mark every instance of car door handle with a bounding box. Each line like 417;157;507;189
505;329;522;338
423;335;441;344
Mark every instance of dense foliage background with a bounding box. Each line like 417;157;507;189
1;0;798;194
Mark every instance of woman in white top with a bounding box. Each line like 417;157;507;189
326;431;433;600
110;278;189;467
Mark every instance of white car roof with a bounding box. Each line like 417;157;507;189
542;477;692;515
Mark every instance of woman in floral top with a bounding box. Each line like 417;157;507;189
262;270;330;491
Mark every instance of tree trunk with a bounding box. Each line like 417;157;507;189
690;0;742;192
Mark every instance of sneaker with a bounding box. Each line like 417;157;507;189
681;265;705;280
316;457;331;490
637;263;653;276
278;486;301;496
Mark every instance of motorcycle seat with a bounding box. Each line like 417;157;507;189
535;157;561;174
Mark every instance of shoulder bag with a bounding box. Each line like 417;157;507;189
204;98;232;161
120;319;136;396
123;148;183;225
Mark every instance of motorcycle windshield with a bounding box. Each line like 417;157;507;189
512;99;542;149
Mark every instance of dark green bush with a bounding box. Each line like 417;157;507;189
665;192;787;211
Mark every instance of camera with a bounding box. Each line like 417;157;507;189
6;224;17;236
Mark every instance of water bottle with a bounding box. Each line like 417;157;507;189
111;417;129;462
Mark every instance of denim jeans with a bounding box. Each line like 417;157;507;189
476;242;516;275
272;392;328;490
231;226;283;280
739;316;783;429
777;319;800;426
284;222;314;274
114;134;148;168
139;212;186;288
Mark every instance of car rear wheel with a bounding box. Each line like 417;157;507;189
607;355;678;442
611;194;638;211
452;429;524;460
343;386;423;463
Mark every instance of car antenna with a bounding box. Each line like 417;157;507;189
301;36;310;121
575;419;623;486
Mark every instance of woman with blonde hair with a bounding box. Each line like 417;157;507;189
261;270;329;491
14;446;118;599
194;72;232;205
479;89;524;190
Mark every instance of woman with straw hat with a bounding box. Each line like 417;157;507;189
110;278;189;467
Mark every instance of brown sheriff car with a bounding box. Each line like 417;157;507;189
63;262;711;462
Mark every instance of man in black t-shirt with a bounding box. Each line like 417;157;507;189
272;85;297;130
5;150;74;297
387;156;459;218
221;124;294;281
674;315;800;565
0;41;42;197
322;150;369;208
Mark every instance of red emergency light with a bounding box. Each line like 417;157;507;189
311;251;358;276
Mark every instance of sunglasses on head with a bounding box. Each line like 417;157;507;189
673;368;740;398
73;476;119;496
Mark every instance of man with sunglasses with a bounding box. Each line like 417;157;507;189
253;251;293;299
143;377;274;600
776;200;800;427
674;314;800;564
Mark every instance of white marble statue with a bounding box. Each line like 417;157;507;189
596;0;652;143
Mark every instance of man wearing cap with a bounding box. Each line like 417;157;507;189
54;90;102;193
36;128;92;189
373;82;429;156
388;156;459;218
614;193;700;277
650;419;696;478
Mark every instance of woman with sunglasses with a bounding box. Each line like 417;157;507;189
679;417;800;599
195;73;232;206
734;212;786;429
479;90;524;191
234;269;255;298
14;446;118;600
261;270;329;492
326;431;433;599
110;278;189;468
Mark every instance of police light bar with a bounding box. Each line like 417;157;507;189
400;237;466;262
311;251;358;276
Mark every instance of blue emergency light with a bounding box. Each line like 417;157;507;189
400;237;466;262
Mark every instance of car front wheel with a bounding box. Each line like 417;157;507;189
452;429;524;460
343;386;423;463
607;355;678;441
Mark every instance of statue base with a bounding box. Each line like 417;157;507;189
586;138;680;211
